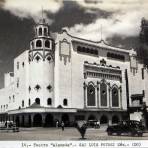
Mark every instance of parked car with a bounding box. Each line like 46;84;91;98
0;122;5;128
106;120;144;137
87;120;100;128
0;121;19;132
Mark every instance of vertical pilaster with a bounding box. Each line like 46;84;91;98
83;82;87;108
97;81;99;108
42;113;46;127
108;86;111;109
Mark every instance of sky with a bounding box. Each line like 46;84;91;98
0;0;148;88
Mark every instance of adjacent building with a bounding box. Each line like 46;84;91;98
0;18;148;127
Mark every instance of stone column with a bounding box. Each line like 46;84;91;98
120;87;123;109
108;83;111;109
30;114;34;127
42;113;46;127
83;82;87;108
24;114;28;127
97;81;100;108
19;115;23;127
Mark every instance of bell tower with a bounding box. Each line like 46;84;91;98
28;18;55;107
29;18;54;59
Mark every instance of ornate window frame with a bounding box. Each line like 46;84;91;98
99;79;109;108
59;38;71;65
110;84;121;109
86;81;97;108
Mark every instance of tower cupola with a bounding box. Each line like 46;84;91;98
30;18;54;52
35;18;49;37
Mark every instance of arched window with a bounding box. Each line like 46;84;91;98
47;98;52;105
100;82;107;106
22;62;24;67
100;115;108;124
17;78;19;88
29;99;31;106
45;40;50;48
63;99;68;106
17;62;19;70
35;98;40;105
87;83;96;106
112;115;119;124
9;96;11;103
13;95;15;102
36;40;42;47
39;27;42;36
22;100;24;107
44;28;47;36
112;87;119;107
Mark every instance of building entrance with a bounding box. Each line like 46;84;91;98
45;114;54;127
61;114;69;126
33;114;42;127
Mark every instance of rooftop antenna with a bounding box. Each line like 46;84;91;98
100;24;103;41
41;6;45;23
41;6;44;19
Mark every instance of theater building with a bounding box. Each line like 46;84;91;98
0;18;148;127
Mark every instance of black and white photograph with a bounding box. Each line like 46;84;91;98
0;0;148;147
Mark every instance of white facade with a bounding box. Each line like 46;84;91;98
0;19;148;127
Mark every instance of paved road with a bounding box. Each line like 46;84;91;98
0;127;148;140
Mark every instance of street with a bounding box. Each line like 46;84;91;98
0;127;148;140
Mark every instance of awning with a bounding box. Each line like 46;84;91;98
7;107;77;115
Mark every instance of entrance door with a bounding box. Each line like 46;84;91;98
61;114;69;126
16;116;20;127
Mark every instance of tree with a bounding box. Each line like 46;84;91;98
76;120;87;139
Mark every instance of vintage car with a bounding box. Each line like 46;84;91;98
106;120;144;137
87;120;100;128
0;121;19;132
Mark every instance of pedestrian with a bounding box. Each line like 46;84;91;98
56;121;59;128
61;121;65;131
5;121;7;128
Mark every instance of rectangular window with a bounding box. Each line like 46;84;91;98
17;78;19;88
77;46;98;56
17;62;19;70
22;100;24;107
142;68;144;79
